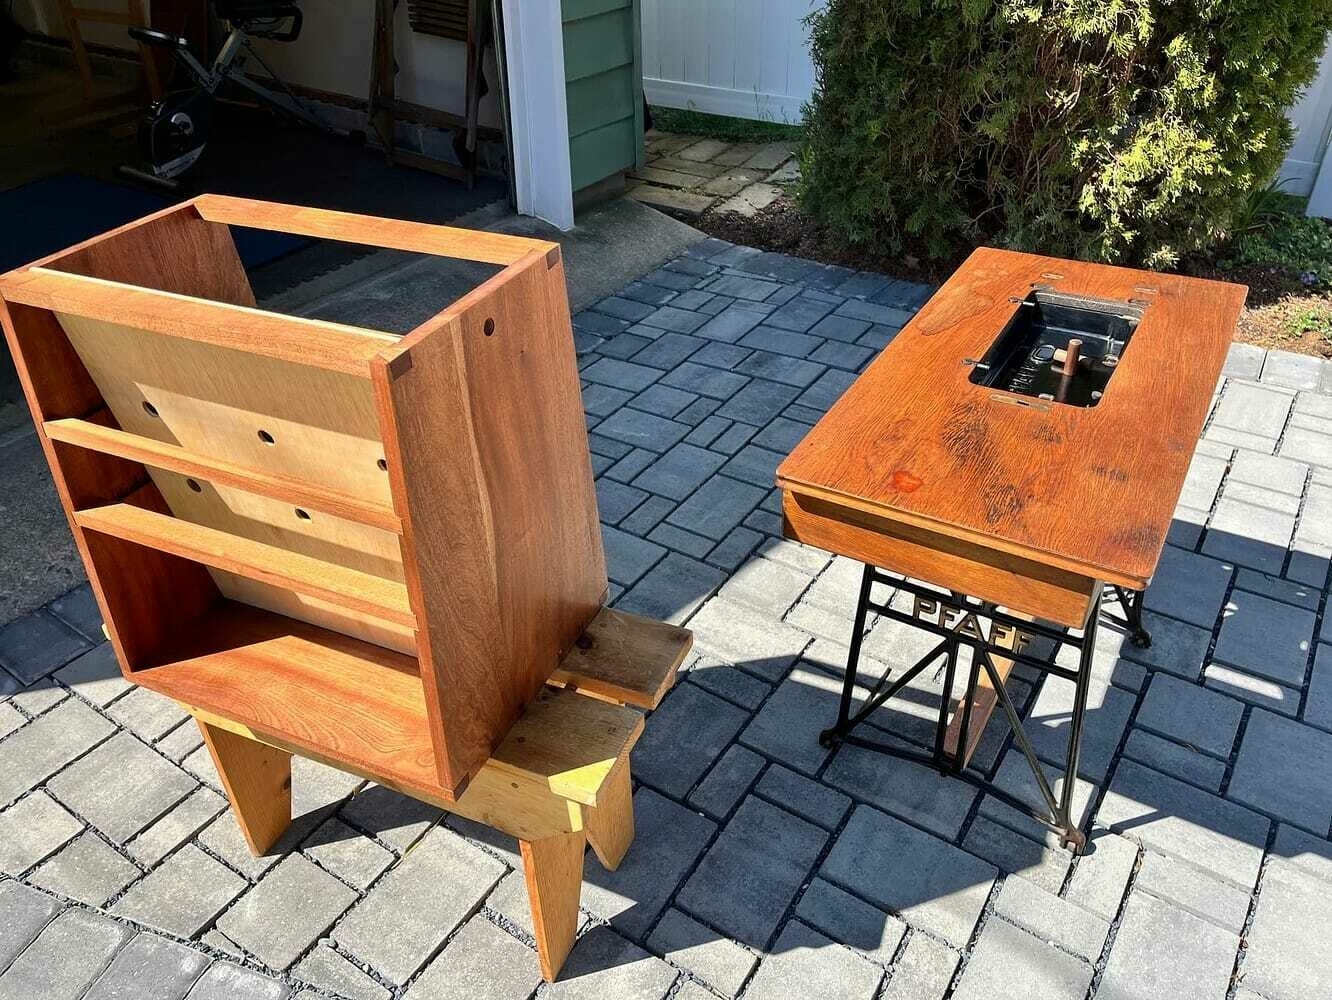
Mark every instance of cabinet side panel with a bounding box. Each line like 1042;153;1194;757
42;205;256;307
376;250;607;795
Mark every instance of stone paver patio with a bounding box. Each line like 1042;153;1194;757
3;238;1332;999
627;132;798;220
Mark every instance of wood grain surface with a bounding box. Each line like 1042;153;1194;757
779;248;1246;590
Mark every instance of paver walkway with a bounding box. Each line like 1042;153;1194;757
627;132;798;220
3;238;1332;1000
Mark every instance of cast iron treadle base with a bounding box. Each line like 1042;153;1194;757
819;569;1151;855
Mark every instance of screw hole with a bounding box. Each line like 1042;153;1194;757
186;478;202;493
483;318;496;336
257;429;275;445
142;401;159;418
377;458;388;471
294;508;311;521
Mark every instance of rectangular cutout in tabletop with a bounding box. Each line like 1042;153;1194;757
968;290;1143;407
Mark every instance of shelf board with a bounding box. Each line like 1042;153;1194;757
547;607;692;710
46;418;402;533
75;503;415;628
134;601;441;793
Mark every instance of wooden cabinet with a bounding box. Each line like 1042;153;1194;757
0;195;610;801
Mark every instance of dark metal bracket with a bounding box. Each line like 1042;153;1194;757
818;567;1151;853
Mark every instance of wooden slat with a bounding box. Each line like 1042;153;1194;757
943;613;1031;765
46;418;402;533
547;606;691;709
778;248;1246;588
192;194;555;267
74;503;415;628
2;268;396;375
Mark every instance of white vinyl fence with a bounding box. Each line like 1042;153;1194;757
641;0;822;124
643;4;1332;217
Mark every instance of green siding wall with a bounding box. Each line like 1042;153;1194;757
561;0;643;193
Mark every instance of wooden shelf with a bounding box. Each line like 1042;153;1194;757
74;503;415;628
46;418;402;533
133;601;439;793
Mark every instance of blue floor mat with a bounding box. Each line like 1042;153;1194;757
0;174;306;274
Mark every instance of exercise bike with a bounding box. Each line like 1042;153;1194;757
121;1;357;189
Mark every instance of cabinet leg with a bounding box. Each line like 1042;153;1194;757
520;829;586;982
197;720;293;856
584;761;634;871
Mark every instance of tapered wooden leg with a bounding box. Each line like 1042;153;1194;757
197;720;293;856
584;761;634;871
520;829;586;982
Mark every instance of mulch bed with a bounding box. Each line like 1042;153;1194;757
699;195;1332;360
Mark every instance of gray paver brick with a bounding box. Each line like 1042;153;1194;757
1027;674;1134;782
666;477;766;541
755;764;850;830
544;927;675;1000
632;444;726;501
616;552;723;625
962;815;1071;894
822;806;995;947
294;945;388;1000
1203;499;1294;573
302;818;394;890
953;917;1092;1000
1098;891;1238;1000
719;443;784;489
0;879;61;972
716;378;801;425
689;744;765;819
0;609;91;685
1223;342;1266;379
30;831;140;907
126;787;229;867
978;751;1098;850
1229;449;1309;495
692;305;767;344
717;554;811;618
1306;643;1332;731
705;525;763;571
404;917;536;1000
220;854;357;971
629;383;698;418
594;407;691;452
745;921;881;1000
0;791;83;876
1242;859;1332;1000
709;420;759;455
881;932;958;1000
1098;759;1269;890
1212;591;1314;687
1143;547;1233;629
0;907;133;1000
47;584;102;641
602;524;666;587
677;797;826;949
808;314;871;344
1123;729;1227;792
993;875;1109;961
335;826;502;984
1228;709;1332;833
686;658;770;710
632;331;706;370
106;687;190;743
1137;673;1244;758
113;843;245;939
581;788;714;939
596;478;648;524
766;294;836;332
824;742;978;840
84;932;210;1000
1135;850;1251;933
633;682;749;798
184;963;288;1000
739;668;839;774
1213;381;1292;437
1279;423;1332;466
48;731;196;843
0;696;114;807
646;908;756;998
1234;568;1319;610
796;369;857;411
734;346;826;386
1064;829;1138;921
54;643;131;707
794;878;907;964
1203;662;1300;716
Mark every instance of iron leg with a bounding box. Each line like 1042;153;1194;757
1113;586;1152;648
820;564;875;749
1057;608;1098;854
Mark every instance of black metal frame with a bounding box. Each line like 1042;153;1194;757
818;566;1151;853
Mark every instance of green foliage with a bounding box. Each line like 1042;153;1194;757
799;0;1332;267
1288;304;1332;344
649;107;803;145
1226;195;1332;289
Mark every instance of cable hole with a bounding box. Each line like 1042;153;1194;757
483;318;496;336
142;401;159;418
257;429;275;445
294;508;311;521
377;458;388;471
186;479;202;492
